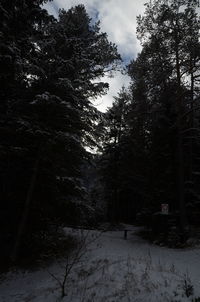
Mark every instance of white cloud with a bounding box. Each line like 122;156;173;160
43;0;146;111
45;0;145;59
92;71;130;112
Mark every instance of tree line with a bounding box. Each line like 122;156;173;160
1;0;200;266
102;0;200;232
0;0;120;265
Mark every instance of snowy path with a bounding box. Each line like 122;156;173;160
96;226;200;282
0;225;200;301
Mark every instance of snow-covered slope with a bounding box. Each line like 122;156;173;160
0;226;200;301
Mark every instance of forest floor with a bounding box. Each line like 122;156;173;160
0;225;200;302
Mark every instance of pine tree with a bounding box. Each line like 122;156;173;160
133;0;200;229
101;0;200;229
0;2;121;264
0;0;54;263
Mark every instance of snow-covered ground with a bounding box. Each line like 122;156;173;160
1;225;200;302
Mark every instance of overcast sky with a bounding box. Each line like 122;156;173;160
44;0;146;111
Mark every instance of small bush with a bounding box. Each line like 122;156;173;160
180;273;194;298
14;227;77;270
192;298;200;302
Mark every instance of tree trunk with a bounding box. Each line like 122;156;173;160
189;68;194;184
11;156;40;263
175;29;187;231
177;123;187;230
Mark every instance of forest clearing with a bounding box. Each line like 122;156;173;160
1;225;200;301
1;0;200;301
